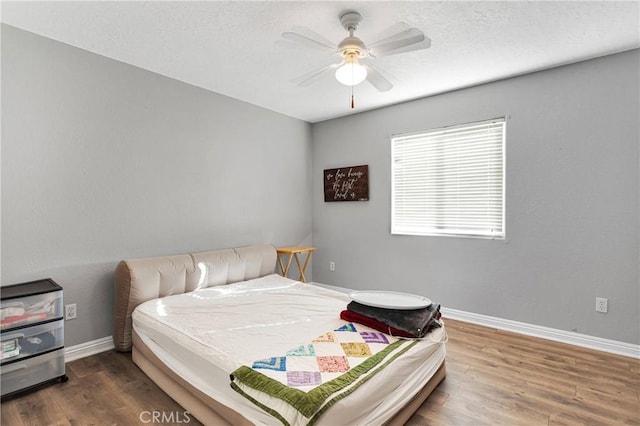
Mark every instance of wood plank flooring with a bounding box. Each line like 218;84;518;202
2;318;638;425
407;320;639;426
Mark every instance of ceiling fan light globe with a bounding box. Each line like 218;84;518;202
335;63;367;86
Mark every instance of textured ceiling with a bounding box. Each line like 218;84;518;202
2;1;639;123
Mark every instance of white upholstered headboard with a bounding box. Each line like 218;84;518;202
113;244;277;351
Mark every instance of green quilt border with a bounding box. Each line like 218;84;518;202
230;339;413;419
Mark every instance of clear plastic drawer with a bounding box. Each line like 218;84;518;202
1;290;63;330
1;348;65;396
1;320;64;363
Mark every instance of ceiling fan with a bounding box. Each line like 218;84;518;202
282;11;431;95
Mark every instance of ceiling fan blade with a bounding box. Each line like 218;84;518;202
291;63;340;87
375;37;432;57
282;26;336;54
370;22;411;44
368;28;429;57
363;65;393;92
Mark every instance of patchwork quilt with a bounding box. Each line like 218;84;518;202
230;322;417;426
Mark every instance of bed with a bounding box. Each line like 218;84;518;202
113;244;446;425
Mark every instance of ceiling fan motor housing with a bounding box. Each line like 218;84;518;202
338;36;367;59
338;12;367;60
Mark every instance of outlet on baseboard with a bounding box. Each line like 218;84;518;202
595;297;608;313
65;303;77;320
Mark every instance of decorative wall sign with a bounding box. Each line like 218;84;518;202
324;165;369;202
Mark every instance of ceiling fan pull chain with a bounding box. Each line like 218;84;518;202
351;85;355;109
350;64;356;109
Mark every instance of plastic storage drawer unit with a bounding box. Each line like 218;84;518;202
1;278;67;399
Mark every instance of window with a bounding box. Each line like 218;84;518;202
391;118;505;239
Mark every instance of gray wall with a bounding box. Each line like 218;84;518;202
1;25;312;346
311;50;639;344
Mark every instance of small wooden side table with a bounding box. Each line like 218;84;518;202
276;246;316;283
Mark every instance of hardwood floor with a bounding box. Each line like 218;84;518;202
2;318;638;425
407;320;639;426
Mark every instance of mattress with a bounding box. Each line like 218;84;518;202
132;274;446;425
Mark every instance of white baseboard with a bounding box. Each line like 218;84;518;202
65;336;114;362
442;307;640;359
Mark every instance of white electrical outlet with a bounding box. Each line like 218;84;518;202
595;297;608;313
329;261;335;271
65;303;77;320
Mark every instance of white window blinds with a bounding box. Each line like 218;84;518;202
391;118;505;239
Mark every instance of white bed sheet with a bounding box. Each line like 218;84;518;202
132;274;446;425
